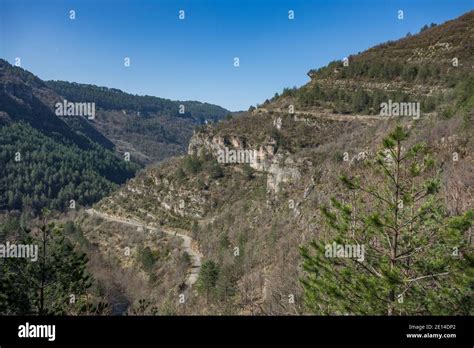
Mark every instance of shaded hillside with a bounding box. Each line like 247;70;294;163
0;60;114;150
0;120;139;214
0;61;139;214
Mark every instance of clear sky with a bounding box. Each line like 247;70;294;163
1;0;472;111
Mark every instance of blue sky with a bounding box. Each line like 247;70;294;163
1;0;472;111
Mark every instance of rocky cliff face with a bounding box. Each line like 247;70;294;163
111;168;208;220
188;129;302;192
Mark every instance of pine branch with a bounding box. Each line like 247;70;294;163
378;160;397;186
357;186;392;205
405;272;450;283
349;257;383;278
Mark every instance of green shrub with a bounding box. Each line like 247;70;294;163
184;155;202;174
208;162;224;179
242;165;254;180
139;247;156;271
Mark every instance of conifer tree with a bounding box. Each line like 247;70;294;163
197;260;220;303
301;126;473;315
0;210;95;314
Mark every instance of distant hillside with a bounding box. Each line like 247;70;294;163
47;81;229;122
0;59;230;165
46;80;230;164
0;60;114;150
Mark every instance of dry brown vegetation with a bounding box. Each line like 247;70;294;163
77;214;191;314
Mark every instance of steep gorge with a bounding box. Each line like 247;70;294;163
82;11;474;315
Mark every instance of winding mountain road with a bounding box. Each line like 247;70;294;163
254;107;386;121
85;209;202;288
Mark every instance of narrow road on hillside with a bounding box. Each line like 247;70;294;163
255;107;386;121
85;209;202;288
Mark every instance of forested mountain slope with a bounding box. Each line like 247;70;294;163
0;59;229;214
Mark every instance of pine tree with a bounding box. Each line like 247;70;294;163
0;210;94;314
197;260;220;303
28;211;93;314
215;264;237;306
301;126;473;315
